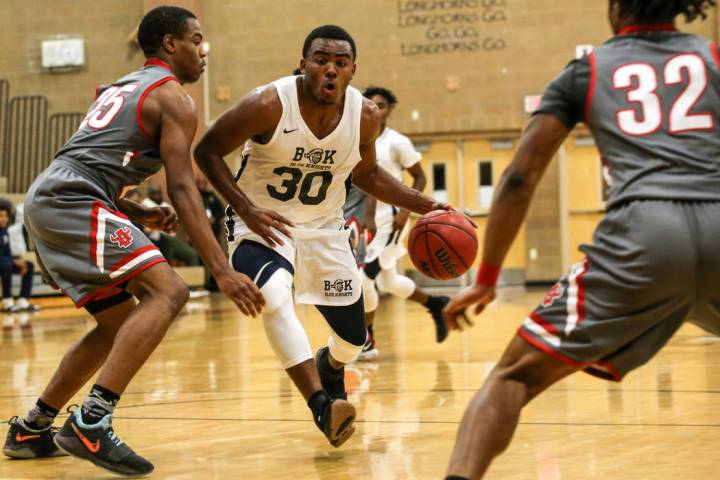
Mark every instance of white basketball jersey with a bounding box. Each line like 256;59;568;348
374;127;421;219
231;76;363;229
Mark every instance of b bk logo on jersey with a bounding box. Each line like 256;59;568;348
541;283;565;308
109;226;134;249
293;147;336;165
324;279;353;297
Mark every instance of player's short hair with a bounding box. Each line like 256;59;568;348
618;0;716;23
0;199;12;218
137;6;197;57
302;25;357;60
363;86;398;106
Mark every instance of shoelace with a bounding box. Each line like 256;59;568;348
107;429;124;447
6;415;18;425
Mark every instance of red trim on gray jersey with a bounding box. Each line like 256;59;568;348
618;24;677;35
136;76;178;140
711;42;720;70
584;51;597;124
144;58;174;73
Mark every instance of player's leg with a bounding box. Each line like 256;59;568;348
4;294;135;459
231;240;357;447
53;262;188;475
358;262;380;360
376;264;450;343
315;297;367;399
445;335;577;480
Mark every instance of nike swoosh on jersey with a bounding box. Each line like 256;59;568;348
15;433;41;442
283;128;298;133
71;423;101;453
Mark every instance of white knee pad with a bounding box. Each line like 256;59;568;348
361;270;379;313
328;330;364;365
261;270;313;369
376;267;415;299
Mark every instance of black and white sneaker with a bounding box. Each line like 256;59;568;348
312;396;356;448
3;416;67;459
54;408;153;477
426;295;450;343
316;347;347;400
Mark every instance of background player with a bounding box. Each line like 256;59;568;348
442;1;720;479
3;6;263;476
357;86;450;360
194;25;449;447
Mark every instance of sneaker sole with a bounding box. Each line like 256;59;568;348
327;400;356;448
3;446;67;459
54;434;153;477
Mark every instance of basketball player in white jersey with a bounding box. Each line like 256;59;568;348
358;86;450;360
194;25;449;447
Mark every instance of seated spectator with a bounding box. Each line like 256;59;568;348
0;200;39;312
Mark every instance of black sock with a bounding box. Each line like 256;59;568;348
307;390;331;426
24;399;59;429
424;295;437;307
367;324;374;337
318;348;342;375
445;476;470;480
81;384;120;424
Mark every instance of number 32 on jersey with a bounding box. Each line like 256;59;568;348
613;53;714;135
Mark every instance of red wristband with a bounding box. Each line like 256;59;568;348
476;262;501;286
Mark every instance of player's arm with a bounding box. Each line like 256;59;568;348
150;82;264;316
194;85;294;246
352;99;447;214
393;162;426;231
443;114;571;330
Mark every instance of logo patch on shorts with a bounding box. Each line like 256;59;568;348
324;279;353;297
109;226;134;249
541;283;565;308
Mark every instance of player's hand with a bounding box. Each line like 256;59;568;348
363;216;377;239
139;205;178;234
429;201;452;212
216;269;265;317
238;206;294;247
392;209;410;232
13;258;28;275
442;284;496;332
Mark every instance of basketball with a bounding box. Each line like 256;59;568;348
408;210;478;280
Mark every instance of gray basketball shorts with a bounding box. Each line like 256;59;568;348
24;163;166;307
518;200;720;381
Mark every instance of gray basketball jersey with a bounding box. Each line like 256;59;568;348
537;28;720;208
54;59;178;200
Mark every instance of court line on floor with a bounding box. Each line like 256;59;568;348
108;415;720;428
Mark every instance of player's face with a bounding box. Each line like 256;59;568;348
301;38;356;105
0;211;9;229
172;18;207;83
370;94;393;126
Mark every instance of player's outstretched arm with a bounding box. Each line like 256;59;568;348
443;113;571;330
194;85;294;247
150;82;265;317
352;99;447;214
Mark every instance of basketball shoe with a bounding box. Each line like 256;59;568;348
316;346;348;400
426;295;450;343
53;408;153;476
357;325;379;361
311;393;356;448
3;416;67;459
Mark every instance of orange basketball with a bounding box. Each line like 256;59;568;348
408;210;478;280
